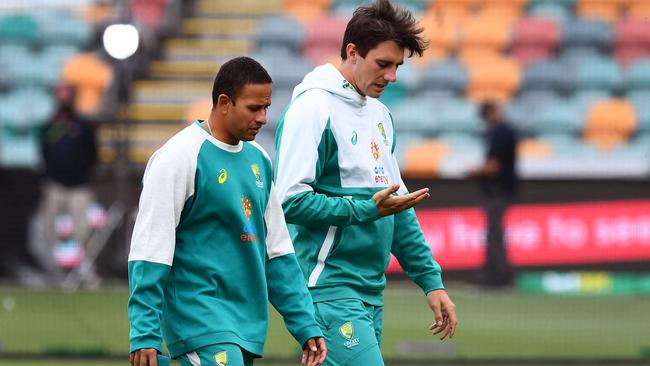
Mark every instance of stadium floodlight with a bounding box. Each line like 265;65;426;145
102;24;139;60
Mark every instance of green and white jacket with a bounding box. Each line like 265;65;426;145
274;64;444;307
128;121;322;358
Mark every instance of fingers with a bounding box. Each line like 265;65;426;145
130;352;135;366
373;184;400;203
317;337;327;364
302;337;326;366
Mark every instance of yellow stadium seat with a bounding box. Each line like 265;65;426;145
518;138;552;158
185;97;213;124
584;98;636;150
403;140;450;178
577;0;626;23
464;55;521;103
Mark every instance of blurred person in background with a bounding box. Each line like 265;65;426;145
274;1;457;364
38;83;98;280
469;101;518;287
127;57;325;366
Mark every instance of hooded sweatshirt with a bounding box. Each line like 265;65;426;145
274;63;444;306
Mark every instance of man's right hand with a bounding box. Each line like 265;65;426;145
130;348;158;366
372;184;430;217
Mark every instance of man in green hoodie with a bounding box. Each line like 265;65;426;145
274;1;457;365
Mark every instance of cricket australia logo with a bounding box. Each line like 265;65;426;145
251;164;263;188
339;322;360;348
370;139;380;161
214;351;227;366
377;122;389;146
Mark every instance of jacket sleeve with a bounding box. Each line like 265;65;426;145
127;145;194;353
265;183;323;346
274;91;380;227
390;164;444;293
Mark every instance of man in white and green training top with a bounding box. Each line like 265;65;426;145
274;1;458;365
128;57;327;366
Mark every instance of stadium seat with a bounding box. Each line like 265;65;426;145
624;59;650;91
0;14;39;44
184;97;212;124
304;15;347;65
284;0;331;26
573;57;622;93
536;98;584;133
0;87;56;128
251;49;313;90
35;10;92;47
528;3;572;23
253;15;306;54
584;98;636;150
626;0;650;19
521;60;568;94
458;15;512;56
576;0;626;24
391;97;438;136
518;138;553;158
561;19;613;52
511;17;560;66
505;90;556;134
436;98;482;133
614;18;650;67
479;0;527;27
628;91;650;131
418;11;457;62
420;58;468;96
464;55;521;102
402;139;449;178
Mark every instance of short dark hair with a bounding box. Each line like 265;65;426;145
479;101;499;120
340;0;428;60
211;56;272;107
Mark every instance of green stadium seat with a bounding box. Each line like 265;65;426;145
573;57;622;93
625;59;650;92
536;98;583;133
0;14;39;44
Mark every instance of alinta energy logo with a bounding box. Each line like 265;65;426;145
214;351;227;366
339;321;360;348
370;139;380;161
218;168;228;184
240;196;256;242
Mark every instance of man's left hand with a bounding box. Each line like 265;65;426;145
427;289;458;340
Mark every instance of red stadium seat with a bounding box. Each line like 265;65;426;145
615;18;650;66
512;17;560;66
304;15;347;65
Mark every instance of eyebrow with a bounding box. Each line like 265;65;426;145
377;58;403;66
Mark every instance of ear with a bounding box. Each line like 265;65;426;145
346;43;358;64
217;94;231;114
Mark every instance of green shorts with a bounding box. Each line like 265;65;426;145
314;298;385;366
177;343;255;366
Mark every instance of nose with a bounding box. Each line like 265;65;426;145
385;66;397;83
256;109;267;125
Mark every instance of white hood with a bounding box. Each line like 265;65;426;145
291;63;367;108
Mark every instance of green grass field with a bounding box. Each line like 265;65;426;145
1;280;649;365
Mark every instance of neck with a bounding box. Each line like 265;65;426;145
337;61;364;96
205;114;238;145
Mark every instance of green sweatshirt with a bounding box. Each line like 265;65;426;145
274;64;444;307
128;121;322;358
